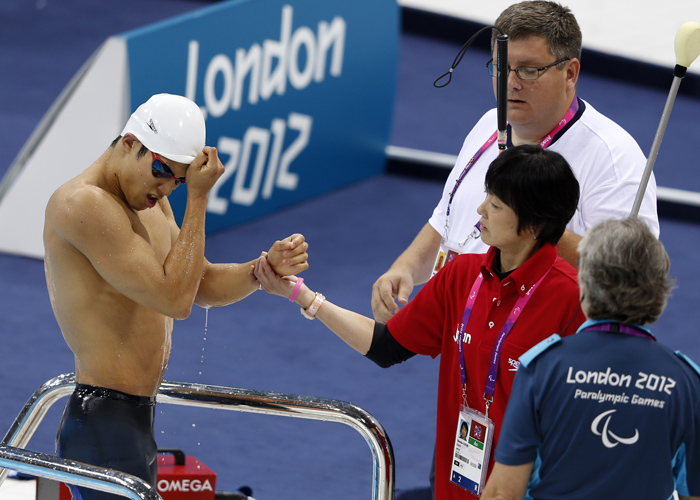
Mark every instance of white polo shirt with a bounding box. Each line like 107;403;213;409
428;99;659;254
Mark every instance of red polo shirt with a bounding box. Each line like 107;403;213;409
387;243;585;500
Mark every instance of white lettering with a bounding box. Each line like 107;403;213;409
631;394;665;408
289;26;316;89
157;479;213;493
315;17;345;81
635;372;676;394
263;118;288;199
663;377;676;395
452;327;471;344
635;371;647;389
573;389;630;405
185;5;346;116
566;366;631;387
275;112;310;190
204;54;235;118
208;137;241;214
233;126;270;206
207;113;313;214
261;5;291;100
186;40;199;102
233;44;261;110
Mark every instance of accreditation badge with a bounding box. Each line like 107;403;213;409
449;406;494;497
432;240;462;277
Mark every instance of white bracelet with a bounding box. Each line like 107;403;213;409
301;293;325;320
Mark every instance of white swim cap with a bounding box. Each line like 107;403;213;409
120;93;206;164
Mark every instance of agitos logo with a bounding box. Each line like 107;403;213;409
590;409;639;449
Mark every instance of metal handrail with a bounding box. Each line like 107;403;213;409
2;373;76;452
0;445;159;500
1;373;395;500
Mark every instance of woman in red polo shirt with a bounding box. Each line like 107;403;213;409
254;144;586;500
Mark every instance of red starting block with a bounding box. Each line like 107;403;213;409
36;448;216;500
157;448;217;500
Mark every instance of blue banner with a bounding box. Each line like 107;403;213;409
121;0;399;232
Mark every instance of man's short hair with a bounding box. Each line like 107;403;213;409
484;144;579;246
110;136;151;159
492;1;582;61
578;218;674;325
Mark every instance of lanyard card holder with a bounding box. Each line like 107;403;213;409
449;405;494;497
433;224;482;278
432;240;462;277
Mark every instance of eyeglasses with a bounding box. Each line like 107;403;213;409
486;57;570;81
151;152;186;186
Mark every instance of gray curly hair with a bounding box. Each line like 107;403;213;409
578;218;674;325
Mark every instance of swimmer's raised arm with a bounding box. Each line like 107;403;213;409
47;185;204;319
46;140;224;320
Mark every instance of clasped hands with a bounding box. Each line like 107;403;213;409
249;234;308;293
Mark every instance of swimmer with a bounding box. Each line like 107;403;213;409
43;93;308;499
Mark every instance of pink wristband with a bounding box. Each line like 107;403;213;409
289;277;304;302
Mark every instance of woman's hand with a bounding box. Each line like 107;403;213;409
254;253;297;298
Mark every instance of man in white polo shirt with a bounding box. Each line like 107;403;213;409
371;0;658;323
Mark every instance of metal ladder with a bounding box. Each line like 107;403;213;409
0;373;395;499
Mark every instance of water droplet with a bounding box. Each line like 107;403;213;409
199;310;209;373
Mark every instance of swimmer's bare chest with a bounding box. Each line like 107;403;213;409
56;204;177;395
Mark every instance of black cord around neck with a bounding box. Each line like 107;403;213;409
433;25;505;88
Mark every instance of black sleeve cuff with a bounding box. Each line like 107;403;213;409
365;322;417;368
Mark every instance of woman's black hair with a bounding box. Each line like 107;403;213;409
484;144;580;246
